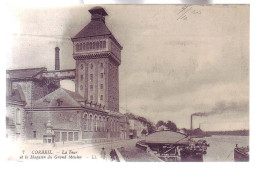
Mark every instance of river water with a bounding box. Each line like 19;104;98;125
198;135;249;162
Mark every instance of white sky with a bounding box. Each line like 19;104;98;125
7;4;249;131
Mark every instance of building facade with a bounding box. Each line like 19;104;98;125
129;118;148;139
6;79;26;142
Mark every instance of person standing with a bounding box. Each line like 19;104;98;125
101;147;106;160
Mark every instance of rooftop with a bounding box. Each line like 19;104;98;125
144;131;189;145
7;67;46;80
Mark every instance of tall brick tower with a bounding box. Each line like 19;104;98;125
72;6;122;112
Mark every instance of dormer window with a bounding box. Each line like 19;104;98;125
56;99;63;106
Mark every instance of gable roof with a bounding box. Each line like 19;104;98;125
33;88;83;108
7;67;46;80
63;88;85;102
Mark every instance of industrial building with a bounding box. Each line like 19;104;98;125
6;6;129;144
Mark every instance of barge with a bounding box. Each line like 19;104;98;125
234;144;249;162
136;131;209;162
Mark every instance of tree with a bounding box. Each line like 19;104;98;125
165;121;177;132
147;121;156;134
156;120;166;128
141;129;147;136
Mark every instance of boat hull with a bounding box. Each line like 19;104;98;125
234;148;249;162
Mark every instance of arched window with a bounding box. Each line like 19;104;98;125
100;41;103;48
96;41;99;49
94;116;97;131
103;117;106;132
111;120;114;132
93;42;95;49
16;108;21;125
89;114;93;131
86;42;89;50
83;113;88;131
83;43;86;50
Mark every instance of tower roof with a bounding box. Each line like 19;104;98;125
73;20;112;39
72;7;122;49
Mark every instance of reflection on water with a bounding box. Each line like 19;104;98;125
200;135;249;162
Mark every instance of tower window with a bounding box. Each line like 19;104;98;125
90;42;92;49
90;95;93;101
103;41;106;48
100;41;103;48
79;43;82;51
100;95;103;101
90;74;93;81
76;44;79;51
83;43;86;50
100;63;103;68
86;42;89;50
96;41;99;49
90;64;93;69
80;75;83;81
100;84;103;89
100;73;104;78
80;64;84;70
93;42;95;49
90;85;93;91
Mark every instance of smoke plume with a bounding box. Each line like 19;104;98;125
192;101;249;117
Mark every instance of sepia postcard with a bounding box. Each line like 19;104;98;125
4;4;249;163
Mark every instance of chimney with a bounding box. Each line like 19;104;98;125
89;6;108;23
55;47;60;70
